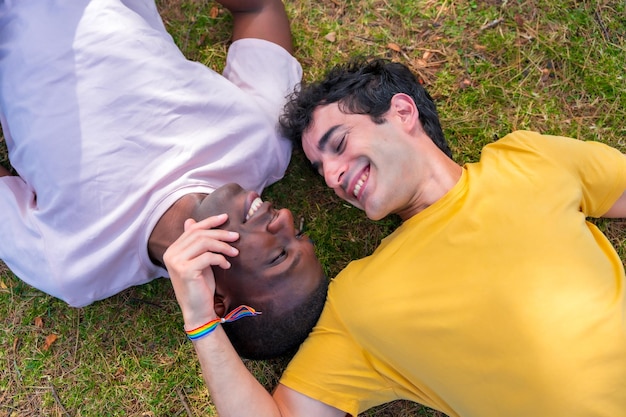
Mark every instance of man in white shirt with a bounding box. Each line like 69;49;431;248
0;0;327;359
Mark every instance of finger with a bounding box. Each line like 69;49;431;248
192;235;239;258
201;229;240;243
173;228;239;258
183;218;197;231
183;215;239;242
186;213;229;232
182;230;239;256
165;232;239;270
173;250;231;278
195;251;232;270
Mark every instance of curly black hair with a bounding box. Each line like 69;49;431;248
223;274;329;360
280;57;452;159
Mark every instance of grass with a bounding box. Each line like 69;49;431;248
1;0;625;415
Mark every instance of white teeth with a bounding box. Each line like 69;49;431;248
353;179;363;197
353;171;368;198
246;197;263;220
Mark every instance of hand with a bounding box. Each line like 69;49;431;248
163;214;239;329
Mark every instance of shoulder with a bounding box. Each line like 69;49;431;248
484;130;570;153
479;130;618;166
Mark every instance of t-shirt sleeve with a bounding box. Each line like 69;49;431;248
280;298;395;417
573;140;626;217
0;176;50;294
222;38;302;126
497;131;626;217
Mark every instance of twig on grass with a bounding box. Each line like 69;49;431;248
49;381;71;417
480;17;504;31
177;388;193;417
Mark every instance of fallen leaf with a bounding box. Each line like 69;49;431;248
0;280;7;289
459;78;472;89
114;367;126;380
34;317;44;328
422;51;432;60
13;337;20;352
514;14;525;28
210;6;219;19
43;334;58;351
414;58;428;68
473;44;487;51
324;32;336;43
387;42;401;52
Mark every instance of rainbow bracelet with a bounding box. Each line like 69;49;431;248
185;305;261;341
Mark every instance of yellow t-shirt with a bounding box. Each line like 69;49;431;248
281;131;626;417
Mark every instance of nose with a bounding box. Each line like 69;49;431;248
323;158;345;190
267;208;295;235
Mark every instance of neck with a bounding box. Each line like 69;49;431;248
148;193;207;266
398;154;463;221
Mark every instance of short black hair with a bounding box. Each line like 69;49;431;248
223;274;329;360
280;57;452;158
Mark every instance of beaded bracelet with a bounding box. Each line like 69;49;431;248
185;305;261;341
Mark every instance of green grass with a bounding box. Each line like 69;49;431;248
1;0;625;415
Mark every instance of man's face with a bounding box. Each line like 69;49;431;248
301;101;423;221
196;183;324;312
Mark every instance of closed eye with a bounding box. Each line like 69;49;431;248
336;135;346;153
270;249;287;265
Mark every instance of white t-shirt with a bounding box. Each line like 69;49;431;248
0;0;302;307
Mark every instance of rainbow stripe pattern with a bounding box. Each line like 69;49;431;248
185;305;262;341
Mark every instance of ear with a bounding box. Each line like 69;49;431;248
213;293;227;317
212;266;231;317
389;93;419;132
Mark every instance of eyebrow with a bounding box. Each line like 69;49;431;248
311;124;341;172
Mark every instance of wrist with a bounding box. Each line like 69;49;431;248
183;313;219;333
185;317;223;341
182;305;261;342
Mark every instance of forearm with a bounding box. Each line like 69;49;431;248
214;0;293;53
164;216;279;415
600;151;626;218
192;326;282;417
602;190;626;218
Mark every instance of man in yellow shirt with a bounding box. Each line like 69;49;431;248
165;58;626;416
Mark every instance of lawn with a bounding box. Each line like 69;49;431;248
1;0;624;415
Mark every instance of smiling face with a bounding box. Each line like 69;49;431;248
193;183;325;314
302;96;431;221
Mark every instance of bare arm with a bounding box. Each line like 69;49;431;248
191;324;284;416
216;0;294;54
274;385;347;417
165;215;280;415
600;151;626;218
603;190;626;218
191;329;345;416
164;215;344;417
